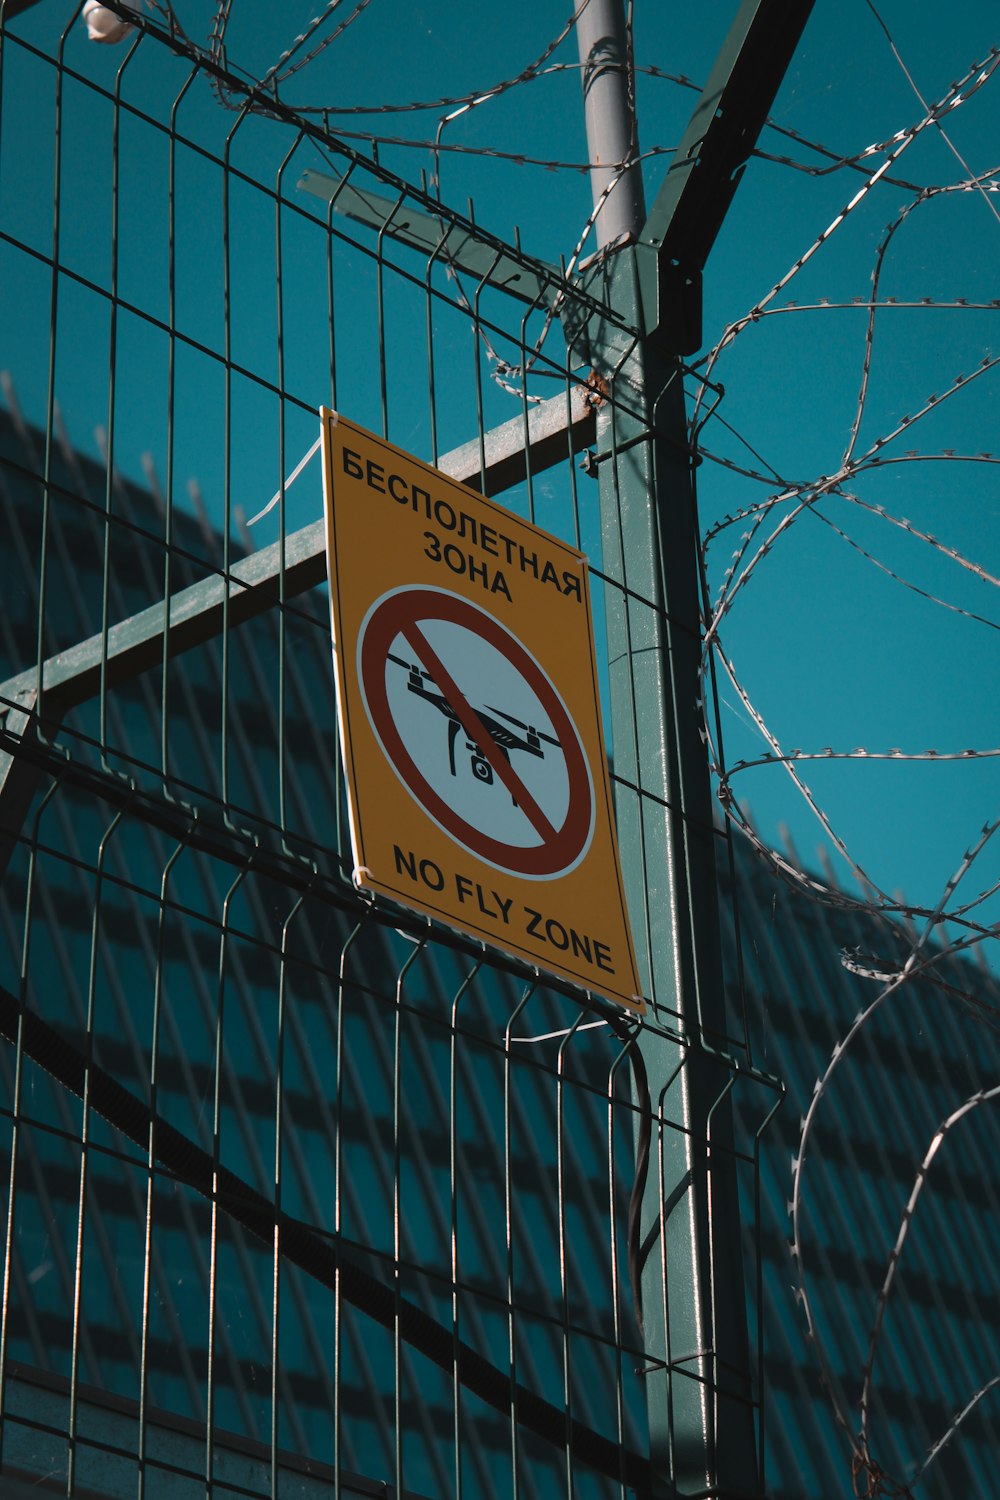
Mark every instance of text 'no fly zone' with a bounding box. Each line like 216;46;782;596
392;843;619;975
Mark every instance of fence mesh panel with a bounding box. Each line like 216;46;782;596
0;7;777;1499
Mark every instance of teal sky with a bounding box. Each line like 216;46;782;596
2;0;999;955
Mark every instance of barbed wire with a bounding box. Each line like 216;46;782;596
141;0;1000;421
692;49;1000;396
857;1078;1000;1470
694;7;1000;1490
179;11;964;208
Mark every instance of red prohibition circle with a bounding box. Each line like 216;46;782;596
359;587;594;878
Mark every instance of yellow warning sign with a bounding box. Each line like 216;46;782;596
321;408;643;1014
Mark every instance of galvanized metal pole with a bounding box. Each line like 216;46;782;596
574;3;813;1494
574;0;646;245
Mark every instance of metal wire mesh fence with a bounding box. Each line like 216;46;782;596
8;2;1000;1497
0;6;779;1498
0;392;670;1499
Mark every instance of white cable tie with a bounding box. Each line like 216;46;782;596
247;434;322;525
509;1020;608;1043
394;928;424;946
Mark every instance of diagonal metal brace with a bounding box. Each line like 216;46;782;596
299;169;560;308
636;0;816;351
0;386;597;880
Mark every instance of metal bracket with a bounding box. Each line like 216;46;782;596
299;168;561;308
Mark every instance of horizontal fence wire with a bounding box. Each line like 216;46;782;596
0;7;780;1500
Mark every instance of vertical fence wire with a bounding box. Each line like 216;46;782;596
275;140;294;853
0;776;59;1475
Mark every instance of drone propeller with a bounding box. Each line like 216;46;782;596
387;651;434;681
485;705;560;746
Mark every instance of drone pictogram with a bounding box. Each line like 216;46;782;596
358;585;596;879
387;651;561;804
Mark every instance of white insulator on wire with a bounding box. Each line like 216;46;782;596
82;1;134;44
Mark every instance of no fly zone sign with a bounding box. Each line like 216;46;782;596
321;408;642;1014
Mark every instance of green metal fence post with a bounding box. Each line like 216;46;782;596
586;246;757;1498
575;3;815;1493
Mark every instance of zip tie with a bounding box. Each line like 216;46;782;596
247;434;323;525
509;1020;608;1043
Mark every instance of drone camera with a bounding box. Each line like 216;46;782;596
470;753;494;785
